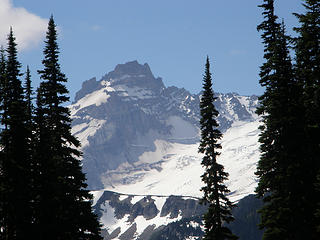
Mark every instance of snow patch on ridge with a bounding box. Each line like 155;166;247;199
96;195;185;239
113;85;155;100
153;197;167;213
91;190;104;206
71;118;106;148
69;88;110;115
100;201;118;228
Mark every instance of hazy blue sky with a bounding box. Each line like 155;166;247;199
1;0;304;100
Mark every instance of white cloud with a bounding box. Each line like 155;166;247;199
0;0;47;50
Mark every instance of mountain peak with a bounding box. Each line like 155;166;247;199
113;60;153;78
101;60;165;91
73;61;165;102
103;60;154;81
70;61;259;193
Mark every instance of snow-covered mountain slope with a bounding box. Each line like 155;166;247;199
69;60;261;239
89;121;260;239
100;120;260;202
69;60;260;194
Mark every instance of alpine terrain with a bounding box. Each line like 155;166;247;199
69;60;261;239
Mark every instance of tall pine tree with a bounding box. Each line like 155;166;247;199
0;45;6;240
34;16;102;240
22;65;37;237
0;46;7;122
199;56;237;240
0;28;33;240
255;0;312;239
24;66;33;124
293;2;320;237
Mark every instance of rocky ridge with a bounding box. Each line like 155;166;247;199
92;191;262;240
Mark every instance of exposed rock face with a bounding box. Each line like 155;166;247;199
160;196;204;219
74;77;101;102
92;191;262;240
93;191;204;240
69;60;259;191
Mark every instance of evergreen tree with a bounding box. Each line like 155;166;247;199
24;66;33;124
0;45;7;240
34;16;102;240
199;56;237;240
0;28;33;240
22;65;38;237
0;46;7;122
293;2;320;237
255;0;310;239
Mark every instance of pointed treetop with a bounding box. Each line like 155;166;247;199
6;27;21;80
25;65;32;94
7;27;18;51
42;15;59;59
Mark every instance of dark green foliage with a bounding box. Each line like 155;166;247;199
0;45;6;240
256;0;319;239
0;46;7;121
255;0;300;238
22;65;37;237
23;66;34;172
0;28;33;239
24;66;33;123
294;0;320;117
34;16;102;240
199;57;237;240
0;17;101;240
293;1;320;236
226;195;263;240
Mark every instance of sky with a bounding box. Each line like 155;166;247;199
0;0;304;101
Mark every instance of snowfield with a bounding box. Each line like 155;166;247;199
95;120;260;202
90;120;260;239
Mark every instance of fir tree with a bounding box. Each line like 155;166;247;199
0;45;6;240
22;65;38;237
24;66;33;124
0;46;7;122
255;0;308;239
293;2;320;237
34;16;102;240
0;28;33;240
199;56;237;240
